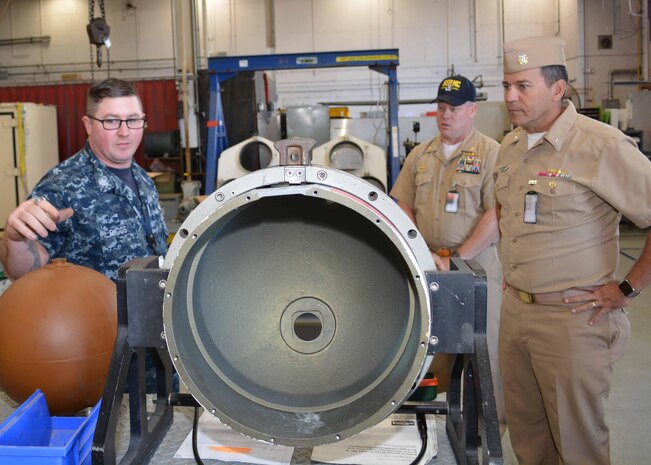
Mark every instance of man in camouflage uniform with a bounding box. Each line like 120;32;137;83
0;78;167;281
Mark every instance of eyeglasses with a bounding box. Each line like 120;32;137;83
87;115;147;130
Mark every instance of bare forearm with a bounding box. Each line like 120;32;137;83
457;207;499;260
1;197;72;280
397;200;418;226
0;236;48;281
625;230;651;292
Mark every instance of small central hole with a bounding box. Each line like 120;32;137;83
294;312;322;341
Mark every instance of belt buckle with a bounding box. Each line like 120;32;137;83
436;247;451;257
518;290;535;304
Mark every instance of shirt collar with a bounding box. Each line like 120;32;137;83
82;141;136;199
542;100;577;151
506;100;577;153
425;128;478;163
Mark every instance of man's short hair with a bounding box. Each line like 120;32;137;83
540;65;569;87
86;78;141;115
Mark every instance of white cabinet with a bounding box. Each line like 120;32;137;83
0;103;59;231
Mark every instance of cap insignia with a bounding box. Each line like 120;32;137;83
441;78;461;92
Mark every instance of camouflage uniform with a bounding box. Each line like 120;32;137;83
30;142;168;281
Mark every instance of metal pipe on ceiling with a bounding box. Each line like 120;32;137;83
1;57;175;69
0;0;13;21
470;0;478;63
2;64;176;79
641;0;649;81
191;0;201;74
0;36;50;46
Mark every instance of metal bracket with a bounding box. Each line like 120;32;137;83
426;258;484;355
274;137;316;184
274;136;315;166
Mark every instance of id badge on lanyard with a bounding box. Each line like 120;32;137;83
523;191;538;224
445;189;460;213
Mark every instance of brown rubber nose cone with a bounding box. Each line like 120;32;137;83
0;259;117;415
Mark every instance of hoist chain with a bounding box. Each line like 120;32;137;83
88;0;94;80
88;0;110;79
101;0;110;76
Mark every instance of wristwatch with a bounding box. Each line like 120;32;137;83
618;278;641;298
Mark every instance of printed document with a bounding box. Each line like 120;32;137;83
175;411;294;465
311;413;437;465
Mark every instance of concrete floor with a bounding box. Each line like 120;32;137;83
501;225;651;464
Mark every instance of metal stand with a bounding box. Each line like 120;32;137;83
92;257;174;465
399;259;503;465
92;256;501;464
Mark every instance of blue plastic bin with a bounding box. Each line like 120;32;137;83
0;389;101;465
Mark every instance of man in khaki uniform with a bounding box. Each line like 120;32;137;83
390;75;504;429
497;36;651;465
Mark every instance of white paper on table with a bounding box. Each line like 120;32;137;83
174;411;294;465
310;413;437;465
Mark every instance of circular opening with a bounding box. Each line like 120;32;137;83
294;312;322;341
239;142;273;172
166;194;427;439
279;297;336;354
329;142;364;172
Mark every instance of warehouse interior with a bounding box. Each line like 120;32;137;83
0;0;649;464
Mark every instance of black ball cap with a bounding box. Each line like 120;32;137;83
433;75;476;106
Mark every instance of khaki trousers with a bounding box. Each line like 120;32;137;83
499;289;630;465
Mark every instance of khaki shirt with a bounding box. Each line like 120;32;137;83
495;101;651;293
390;128;499;248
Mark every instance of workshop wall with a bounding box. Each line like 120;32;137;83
0;80;179;165
0;0;175;82
0;0;647;111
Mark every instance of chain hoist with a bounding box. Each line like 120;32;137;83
87;0;111;79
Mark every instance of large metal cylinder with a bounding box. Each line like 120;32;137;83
162;165;434;446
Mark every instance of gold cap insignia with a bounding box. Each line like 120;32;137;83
517;53;529;65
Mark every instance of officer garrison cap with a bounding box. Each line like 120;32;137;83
503;36;566;73
433;75;476;106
